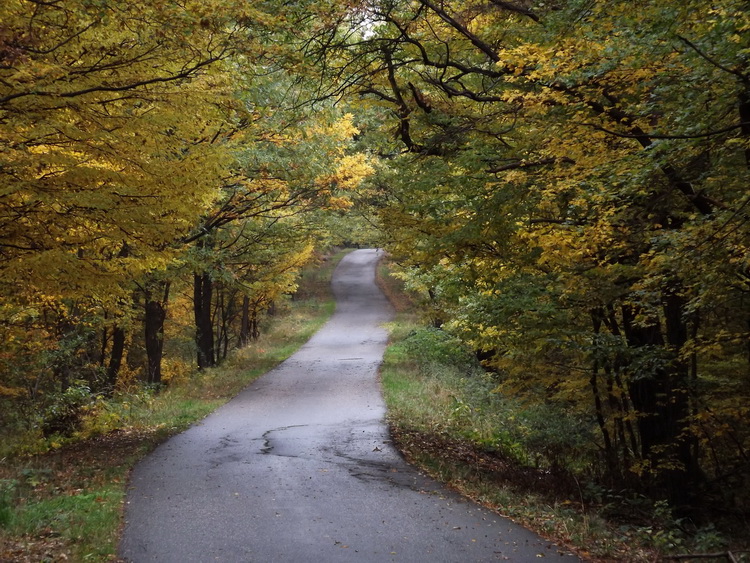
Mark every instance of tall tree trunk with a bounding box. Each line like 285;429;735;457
215;284;231;362
739;90;750;376
240;295;251;347
590;309;615;474
194;272;215;369
739;89;750;169
620;297;696;506
105;244;130;390
662;288;698;506
603;305;640;458
145;281;170;386
106;324;126;392
251;309;260;340
100;324;108;368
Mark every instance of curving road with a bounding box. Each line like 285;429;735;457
119;249;580;562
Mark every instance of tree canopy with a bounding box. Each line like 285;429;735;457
0;0;369;413
1;0;749;516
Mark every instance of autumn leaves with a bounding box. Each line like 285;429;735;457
1;0;749;512
0;1;370;414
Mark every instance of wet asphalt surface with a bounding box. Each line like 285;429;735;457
119;249;581;562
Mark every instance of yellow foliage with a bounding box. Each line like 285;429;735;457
0;384;25;398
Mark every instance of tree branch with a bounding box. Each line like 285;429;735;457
418;0;500;63
488;0;540;23
582;121;750;140
489;156;574;173
0;53;226;105
678;35;749;83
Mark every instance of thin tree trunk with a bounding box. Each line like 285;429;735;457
604;305;639;457
590;309;614;474
100;324;108;368
240;295;250;347
106;324;126;392
194;272;215;369
251;308;260;340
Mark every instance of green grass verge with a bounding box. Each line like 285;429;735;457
0;249;348;562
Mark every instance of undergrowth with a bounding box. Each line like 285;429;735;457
376;257;748;562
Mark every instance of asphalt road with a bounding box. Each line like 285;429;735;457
119;249;580;562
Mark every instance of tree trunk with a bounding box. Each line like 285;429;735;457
100;324;108;368
251;308;260;340
590;309;615;474
106;324;126;392
240;295;251;347
194;272;215;369
739;89;750;168
145;281;170;386
662;289;699;506
620;297;697;506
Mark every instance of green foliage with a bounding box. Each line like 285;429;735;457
0;253;340;560
9;486;123;560
0;479;18;529
380;259;748;559
401;327;475;372
385;325;594;472
311;0;750;509
633;500;687;552
41;382;98;438
0;0;371;424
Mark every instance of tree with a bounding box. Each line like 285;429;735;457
305;0;750;507
0;0;269;407
185;103;372;368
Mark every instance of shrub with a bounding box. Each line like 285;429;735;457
0;479;18;528
41;382;97;437
402;327;476;372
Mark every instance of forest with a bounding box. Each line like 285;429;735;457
1;0;749;559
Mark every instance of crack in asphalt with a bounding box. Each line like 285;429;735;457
259;424;309;456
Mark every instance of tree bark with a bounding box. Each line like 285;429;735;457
194;272;215;369
251;308;259;340
106;324;126;391
620;296;696;506
662;288;698;506
144;282;170;386
590;309;615;474
240;295;251;347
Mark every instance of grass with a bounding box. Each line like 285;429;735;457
0;249;348;562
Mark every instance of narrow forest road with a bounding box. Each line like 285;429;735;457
119;249;580;562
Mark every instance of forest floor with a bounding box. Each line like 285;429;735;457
0;429;167;561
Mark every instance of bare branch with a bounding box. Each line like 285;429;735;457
489;156;574;173
418;0;500;62
582;121;750;140
0;53;227;105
